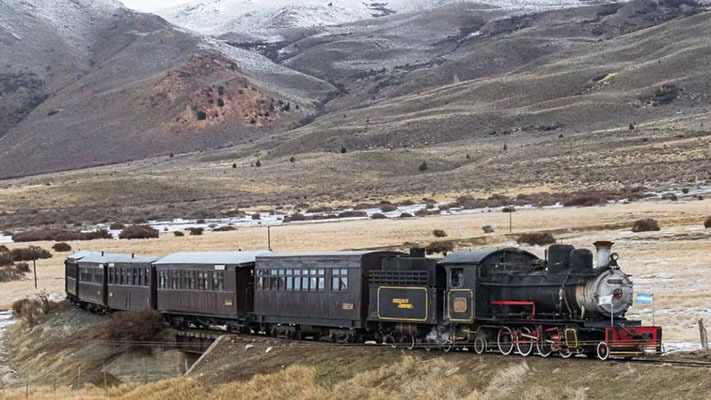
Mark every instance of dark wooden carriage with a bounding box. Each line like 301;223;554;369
253;251;402;338
106;255;160;311
76;253;148;312
154;251;270;330
65;250;97;303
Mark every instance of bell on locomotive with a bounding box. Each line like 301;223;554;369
573;241;634;318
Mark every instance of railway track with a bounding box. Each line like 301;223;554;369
167;327;711;368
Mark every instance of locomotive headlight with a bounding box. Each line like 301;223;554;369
610;252;619;261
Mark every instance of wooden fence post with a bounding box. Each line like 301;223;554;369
700;318;708;350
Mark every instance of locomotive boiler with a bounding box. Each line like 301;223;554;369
482;241;634;320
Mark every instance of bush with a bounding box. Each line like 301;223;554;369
196;111;207;120
563;194;605;207
399;213;414;218
661;193;678;201
426;240;454;255
12;229;112;242
371;213;387;219
418;161;428;172
15;262;30;273
118;225;159;240
11;294;64;325
173;231;185;237
502;206;516;213
517;232;556;246
0;266;24;283
10;247;52;261
187;227;204;236
0;252;12;267
284;213;306;222
432;229;448;238
705;216;711;229
337;211;367;218
52;242;72;252
213;226;236;232
482;225;495;233
252;213;261;220
380;204;397;212
96;310;164;344
0;245;9;252
632;218;661;232
109;223;125;230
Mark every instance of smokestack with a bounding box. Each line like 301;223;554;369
593;241;613;268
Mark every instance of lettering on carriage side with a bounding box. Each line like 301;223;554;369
224;300;233;306
393;298;414;309
215;265;225;270
342;303;354;310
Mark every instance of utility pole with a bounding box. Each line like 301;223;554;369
509;205;513;233
30;245;38;289
267;226;272;251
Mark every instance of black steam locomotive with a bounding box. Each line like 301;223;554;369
65;242;661;360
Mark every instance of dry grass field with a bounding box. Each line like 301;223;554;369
1;198;709;342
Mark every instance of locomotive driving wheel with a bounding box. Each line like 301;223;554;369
516;327;534;357
536;328;553;358
559;347;573;358
497;326;514;356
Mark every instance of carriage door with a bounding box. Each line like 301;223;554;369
447;267;473;323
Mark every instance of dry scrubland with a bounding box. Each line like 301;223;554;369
1;198;709;342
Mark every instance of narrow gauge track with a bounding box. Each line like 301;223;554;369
170;327;711;369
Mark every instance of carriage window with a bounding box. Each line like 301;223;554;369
450;268;464;288
294;269;302;290
301;269;309;291
331;269;348;292
318;269;325;291
309;269;317;291
278;269;285;290
286;269;293;290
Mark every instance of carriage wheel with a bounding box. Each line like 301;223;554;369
596;342;610;361
406;335;416;350
385;335;397;349
497;326;514;356
536;333;553;358
474;335;487;354
516;327;534;357
559;347;573;358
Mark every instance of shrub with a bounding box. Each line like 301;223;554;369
426;240;454;255
340;146;347;154
213;226;236;232
705;216;711;229
517;232;556;246
95;310;164;344
502;206;516;213
187;227;204;236
0;266;24;282
371;213;387;219
284;213;306;222
337;211;367;218
15;262;30;273
0;252;12;267
632;218;661;232
399;213;414;218
196;111;207;120
109;223;125;230
289;156;296;163
118;225;159;240
173;231;185;237
52;242;72;252
563;195;605;207
11;294;64;325
482;225;495;233
418;161;428;172
252;213;261;220
255;159;262;167
380;204;397;212
0;245;8;253
661;193;678;201
432;229;448;238
12;229;111;242
682;188;690;194
10;247;52;261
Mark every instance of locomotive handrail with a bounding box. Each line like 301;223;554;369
490;300;536;320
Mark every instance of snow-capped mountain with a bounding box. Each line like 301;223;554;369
156;0;589;41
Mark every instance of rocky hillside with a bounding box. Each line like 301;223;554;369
0;0;709;181
0;0;333;178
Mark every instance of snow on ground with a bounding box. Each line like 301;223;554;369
153;0;595;39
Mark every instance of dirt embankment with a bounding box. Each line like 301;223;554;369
0;305;185;390
2;326;711;399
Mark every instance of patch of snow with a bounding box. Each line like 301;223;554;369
0;235;12;244
154;0;592;38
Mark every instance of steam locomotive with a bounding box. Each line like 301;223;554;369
65;241;661;360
